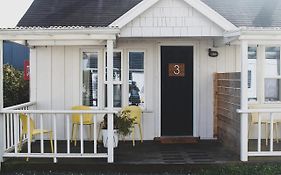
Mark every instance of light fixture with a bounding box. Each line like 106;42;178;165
208;48;219;57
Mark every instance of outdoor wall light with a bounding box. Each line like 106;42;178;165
208;48;219;57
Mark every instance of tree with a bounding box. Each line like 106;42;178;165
3;64;29;107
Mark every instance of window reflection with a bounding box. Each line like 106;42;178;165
104;84;122;107
129;52;144;106
265;79;281;102
105;52;122;81
264;47;281;102
248;47;257;102
82;52;98;107
265;47;280;77
104;51;122;108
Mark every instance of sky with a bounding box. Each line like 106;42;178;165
0;0;33;28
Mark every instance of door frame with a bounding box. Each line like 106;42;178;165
157;41;199;137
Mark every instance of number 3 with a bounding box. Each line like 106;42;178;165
174;65;180;75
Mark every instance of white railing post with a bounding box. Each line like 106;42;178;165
107;39;114;163
14;114;19;154
80;114;84;155
270;113;274;152
27;114;31;157
0;113;3;169
93;115;97;154
257;114;261;152
6;114;10;149
53;114;57;163
240;40;248;161
66;115;70;154
40;114;44;154
0;40;4;167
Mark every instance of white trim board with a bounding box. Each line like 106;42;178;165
110;0;237;32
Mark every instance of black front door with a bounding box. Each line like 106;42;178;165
161;46;193;136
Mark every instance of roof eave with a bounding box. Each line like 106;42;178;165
0;27;120;40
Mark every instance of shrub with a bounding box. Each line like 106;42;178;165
3;64;29;107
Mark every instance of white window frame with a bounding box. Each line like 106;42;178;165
103;50;124;109
263;45;281;104
80;48;103;109
250;45;281;105
248;45;259;104
80;49;146;110
127;50;146;109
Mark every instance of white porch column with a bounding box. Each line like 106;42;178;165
240;40;248;161
0;40;4;165
30;48;37;103
106;39;114;163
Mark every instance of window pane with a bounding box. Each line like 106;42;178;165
105;84;122;108
105;52;122;81
129;52;144;106
265;47;280;77
265;78;281;102
82;52;98;106
248;47;257;101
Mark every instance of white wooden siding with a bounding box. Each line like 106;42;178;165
32;39;240;140
51;47;65;139
120;0;224;37
36;47;52;137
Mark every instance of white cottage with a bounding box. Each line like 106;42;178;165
0;0;281;164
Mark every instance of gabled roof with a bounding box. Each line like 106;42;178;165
110;0;237;31
17;0;142;27
17;0;281;28
202;0;281;27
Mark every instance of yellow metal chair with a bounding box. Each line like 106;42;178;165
250;112;280;146
19;113;54;154
122;105;143;146
71;106;94;146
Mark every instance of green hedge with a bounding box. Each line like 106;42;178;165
3;64;29;107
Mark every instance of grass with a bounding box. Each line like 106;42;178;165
3;163;281;175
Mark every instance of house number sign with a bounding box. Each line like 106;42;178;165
168;63;185;77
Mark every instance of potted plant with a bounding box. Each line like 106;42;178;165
101;111;135;148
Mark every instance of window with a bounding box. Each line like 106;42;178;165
264;47;281;102
128;52;144;106
82;52;98;107
105;52;122;108
248;47;257;101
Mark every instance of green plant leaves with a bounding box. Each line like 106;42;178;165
3;64;29;107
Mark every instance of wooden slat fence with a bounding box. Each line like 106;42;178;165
214;72;241;154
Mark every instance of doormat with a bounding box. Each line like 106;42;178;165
154;136;199;144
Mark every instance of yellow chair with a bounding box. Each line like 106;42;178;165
250;112;280;146
121;105;143;146
19;113;54;155
71;106;94;146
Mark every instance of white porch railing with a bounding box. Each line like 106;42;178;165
2;102;36;153
238;108;281;160
0;102;116;163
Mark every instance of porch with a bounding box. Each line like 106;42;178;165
2;27;281;168
4;140;281;173
2;140;239;165
0;101;241;170
1;140;240;173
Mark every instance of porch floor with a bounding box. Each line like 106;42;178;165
1;140;241;172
